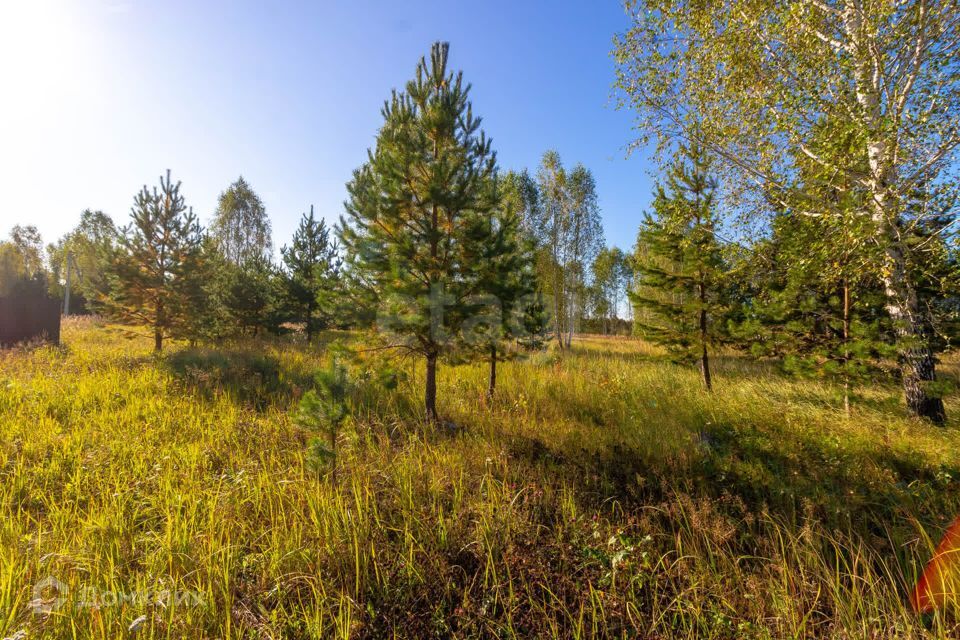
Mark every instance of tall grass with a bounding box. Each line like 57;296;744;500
0;317;958;638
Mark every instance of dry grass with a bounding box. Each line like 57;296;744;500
1;317;959;638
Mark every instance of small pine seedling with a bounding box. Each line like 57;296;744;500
295;359;350;482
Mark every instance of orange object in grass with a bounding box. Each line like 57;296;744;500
911;516;960;613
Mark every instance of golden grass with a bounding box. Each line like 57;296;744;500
0;317;959;638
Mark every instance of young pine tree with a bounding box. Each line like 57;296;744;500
281;206;341;342
469;179;541;398
223;255;284;336
499;169;550;350
176;233;230;345
106;170;205;352
630;140;725;390
340;42;498;422
728;118;895;414
730;212;894;415
296;358;350;483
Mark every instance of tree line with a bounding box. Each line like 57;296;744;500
3;26;959;425
615;0;960;424
2;174;346;353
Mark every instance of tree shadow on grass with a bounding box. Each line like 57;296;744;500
499;423;957;621
505;413;960;548
164;348;311;410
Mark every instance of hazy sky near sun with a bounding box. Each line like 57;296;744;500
0;0;653;254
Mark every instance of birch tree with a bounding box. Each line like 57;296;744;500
592;247;630;334
564;165;605;348
531;153;604;349
48;210;117;313
210;176;271;266
534;151;570;349
10;226;45;279
615;0;960;422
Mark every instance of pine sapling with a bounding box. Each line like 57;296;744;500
295;359;350;483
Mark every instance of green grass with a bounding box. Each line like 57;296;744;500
2;318;960;638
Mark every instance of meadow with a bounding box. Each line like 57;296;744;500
2;317;960;638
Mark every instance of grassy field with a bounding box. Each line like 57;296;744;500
2;318;960;638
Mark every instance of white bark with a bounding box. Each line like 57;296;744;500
843;0;945;422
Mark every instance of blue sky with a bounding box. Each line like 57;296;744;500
0;0;653;255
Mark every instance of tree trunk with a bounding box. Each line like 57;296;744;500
487;344;497;399
698;279;711;391
700;338;711;391
870;193;945;423
842;280;851;417
154;300;164;353
306;304;314;343
881;249;946;423
902;342;945;423
694;193;711;392
63;252;72;316
329;425;337;485
553;282;564;351
425;352;438;422
844;7;946;424
871;202;945;422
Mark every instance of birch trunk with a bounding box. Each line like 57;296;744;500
553;263;564;351
842;281;851;417
877;226;945;422
845;2;946;423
